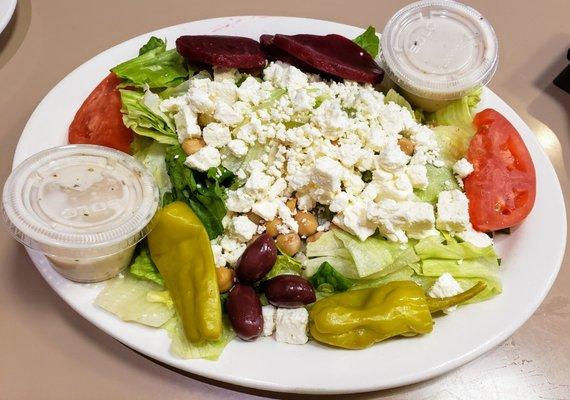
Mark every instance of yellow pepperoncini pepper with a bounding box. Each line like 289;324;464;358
309;280;486;349
148;201;222;343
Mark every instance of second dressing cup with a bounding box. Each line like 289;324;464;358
2;145;159;283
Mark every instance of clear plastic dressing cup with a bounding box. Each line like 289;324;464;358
2;145;159;283
380;0;499;111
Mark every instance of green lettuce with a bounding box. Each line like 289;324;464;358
119;89;178;145
415;235;497;261
95;274;174;327
309;261;353;293
427;89;481;136
384;89;424;122
432;125;473;166
129;244;164;286
132;138;172;198
163;145;236;239
414;164;460;204
353;26;380;58
164;316;235;361
111;37;190;88
265;254;303;280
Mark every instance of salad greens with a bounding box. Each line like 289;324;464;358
163;145;235;239
384;89;424;123
132;138;173;198
265;254;303;280
414;164;460;204
129;244;164;286
353;26;380;58
119;89;178;145
309;262;353;293
111;37;191;88
427;88;481;136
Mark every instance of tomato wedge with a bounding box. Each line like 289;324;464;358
68;73;133;153
464;109;536;231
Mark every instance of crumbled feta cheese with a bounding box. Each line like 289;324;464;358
428;273;464;313
453;158;474;179
229;215;258;242
312;100;350;139
245;171;274;199
457;228;494;248
277;202;299;232
227;139;248;157
268;178;287;199
252;200;279;221
405;164;429;190
226;188;254;212
202;123;231;148
329;191;351;213
262;305;277;336
237;76;263;105
211;243;226;267
187;79;215;114
296;193;316;211
436;190;470;232
333;201;377;241
275;307;309;345
213;67;238;82
214;101;243;126
311;156;344;193
174;104;201;142
184;146;221;171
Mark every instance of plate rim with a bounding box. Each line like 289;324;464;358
0;0;17;35
12;15;568;394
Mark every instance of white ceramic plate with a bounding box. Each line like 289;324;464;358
0;0;16;35
12;17;566;394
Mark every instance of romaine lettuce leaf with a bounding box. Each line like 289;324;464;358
111;37;190;88
353;26;380;58
119;89;178;145
164;316;235;361
95;274;174;327
129;244;164;286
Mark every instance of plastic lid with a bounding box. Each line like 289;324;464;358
380;0;498;100
2;145;159;258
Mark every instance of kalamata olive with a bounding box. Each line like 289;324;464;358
236;233;277;283
227;284;263;340
264;275;316;308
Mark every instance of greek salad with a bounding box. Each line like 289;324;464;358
48;8;535;359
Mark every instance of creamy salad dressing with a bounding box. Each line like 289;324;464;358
381;0;498;111
3;145;159;282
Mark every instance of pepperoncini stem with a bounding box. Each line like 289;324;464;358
427;281;487;313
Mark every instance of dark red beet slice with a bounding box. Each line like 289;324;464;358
176;35;266;69
271;34;383;84
260;34;315;72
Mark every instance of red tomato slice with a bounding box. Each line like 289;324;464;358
68;73;133;153
464;109;536;231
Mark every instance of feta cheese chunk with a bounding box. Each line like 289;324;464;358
227;139;248;157
453;158;474;179
275;307;309;345
457;228;494;248
230;215;258;242
262;305;277;336
226;188;254;213
367;199;436;242
377;144;410;171
311;156;344;193
333;201;377;241
245;171;274;199
252;200;279;221
406;164;429;190
174;104;201;142
214;101;242;126
428;273;464;313
184;146;221;171
436;189;470;232
202;123;231;148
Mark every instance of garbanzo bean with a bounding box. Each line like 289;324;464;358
397;137;415;156
247;212;264;225
265;218;282;237
182;138;206;155
294;211;318;237
276;233;301;256
216;267;235;293
306;231;324;243
286;198;297;212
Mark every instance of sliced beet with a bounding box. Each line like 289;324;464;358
260;34;315;72
271;34;383;84
176;35;266;69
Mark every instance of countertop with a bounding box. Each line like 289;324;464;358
0;1;568;399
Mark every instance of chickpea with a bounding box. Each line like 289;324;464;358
198;113;215;126
247;212;264;225
306;231;324;243
216;267;235;293
182;138;206;156
265;218;282;237
286;198;297;212
276;233;301;256
247;234;260;246
398;137;415;156
294;211;318;237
